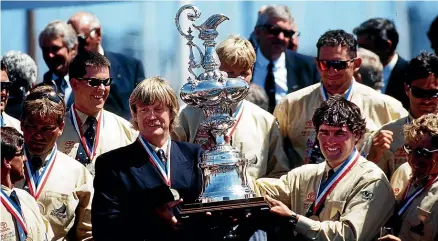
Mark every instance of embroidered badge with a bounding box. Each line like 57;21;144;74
361;190;374;201
50;204;67;219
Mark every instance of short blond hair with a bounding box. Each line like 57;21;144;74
404;113;438;146
216;35;256;71
129;77;179;131
22;86;66;125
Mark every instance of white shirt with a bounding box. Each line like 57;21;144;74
253;49;288;103
382;53;398;93
52;73;72;106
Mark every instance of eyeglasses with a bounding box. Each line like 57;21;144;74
404;144;438;158
76;77;113;87
408;86;438;99
317;59;355;71
78;28;98;41
26;91;63;104
261;25;298;38
1;82;12;92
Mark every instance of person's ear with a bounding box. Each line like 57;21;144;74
353;57;362;72
404;83;410;98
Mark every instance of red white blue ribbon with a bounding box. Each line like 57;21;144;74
24;145;57;199
397;174;438;216
0;189;28;235
227;101;244;137
313;149;360;214
138;136;171;186
320;81;354;102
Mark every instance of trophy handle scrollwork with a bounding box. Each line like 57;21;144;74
175;4;204;83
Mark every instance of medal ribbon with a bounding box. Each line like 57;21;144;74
0;190;28;235
320;81;354;102
397;174;438;216
138;136;171;186
24;145;57;200
70;105;103;161
227;101;244;137
312;150;360;214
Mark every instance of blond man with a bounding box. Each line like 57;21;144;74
16;86;94;240
92;77;203;241
172;35;291;188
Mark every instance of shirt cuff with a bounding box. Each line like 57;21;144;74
295;214;320;236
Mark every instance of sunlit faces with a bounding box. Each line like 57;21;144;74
256;18;293;60
8;146;27;182
1;69;10;112
22;113;64;156
220;61;253;83
317;45;361;95
317;124;359;166
133;101;171;143
40;36;76;77
405;74;438;118
71;66;110;116
405;135;438;179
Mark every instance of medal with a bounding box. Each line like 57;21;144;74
25;237;33;241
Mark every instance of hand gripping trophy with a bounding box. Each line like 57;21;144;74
175;5;268;217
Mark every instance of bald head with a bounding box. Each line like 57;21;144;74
68;12;102;52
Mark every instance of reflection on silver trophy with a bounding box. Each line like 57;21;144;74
175;4;256;203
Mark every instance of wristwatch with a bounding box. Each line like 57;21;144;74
288;212;299;229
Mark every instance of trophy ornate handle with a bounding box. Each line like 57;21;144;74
175;4;204;82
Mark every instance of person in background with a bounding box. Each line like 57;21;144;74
1;61;21;131
354;47;384;91
1;127;54;241
1;50;37;119
428;15;438;55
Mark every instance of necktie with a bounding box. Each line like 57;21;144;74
309;138;325;164
326;169;335;183
156;149;167;172
9;191;27;241
75;116;97;165
265;61;276;113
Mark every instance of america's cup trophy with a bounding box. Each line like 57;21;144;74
175;4;268;217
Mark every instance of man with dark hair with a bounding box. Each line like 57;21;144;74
254;95;395;240
17;86;93;240
274;29;407;166
365;52;438;178
354;18;409;109
56;51;138;175
1;127;54;241
428;15;438;54
1;60;21;131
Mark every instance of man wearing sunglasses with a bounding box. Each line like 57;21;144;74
68;12;145;120
1;61;21;131
251;5;319;113
56;51;138;175
366;52;438;179
385;113;438;241
274;29;408;167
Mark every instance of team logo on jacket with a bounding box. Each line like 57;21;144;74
50;204;67;219
64;140;75;153
361;190;374;201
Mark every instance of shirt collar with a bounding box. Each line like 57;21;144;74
28;146;56;168
98;45;105;56
73;106;101;127
255;48;285;68
149;140;169;156
52;73;71;87
383;53;398;77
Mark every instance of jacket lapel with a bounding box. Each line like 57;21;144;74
169;141;193;189
285;52;300;93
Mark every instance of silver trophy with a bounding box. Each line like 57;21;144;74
175;4;266;215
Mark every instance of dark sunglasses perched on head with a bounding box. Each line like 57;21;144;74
408;85;438;99
1;82;12;92
261;24;298;38
317;59;355;71
404;144;438;158
76;77;113;87
26;91;63;103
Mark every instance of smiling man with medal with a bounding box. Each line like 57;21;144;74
56;51;138;176
17;86;94;241
1;127;54;241
253;95;395;241
274;29;408;166
364;53;438;178
92;77;203;241
386;113;438;241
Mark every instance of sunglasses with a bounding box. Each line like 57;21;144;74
317;59;355;71
408;86;438;99
261;25;298;38
78;28;98;41
26;91;63;104
76;77;113;87
1;82;12;92
404;144;438;158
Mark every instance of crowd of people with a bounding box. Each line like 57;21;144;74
1;5;437;241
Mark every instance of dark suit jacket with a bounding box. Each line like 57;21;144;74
39;71;74;109
385;56;409;109
284;49;320;92
91;140;202;241
104;51;145;120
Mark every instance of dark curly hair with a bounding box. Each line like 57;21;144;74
1;127;24;161
312;95;366;140
404;52;438;85
316;30;357;58
68;51;111;79
353;18;399;53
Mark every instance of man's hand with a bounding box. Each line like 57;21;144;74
378;234;401;241
265;195;293;218
369;130;394;163
154;199;183;228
